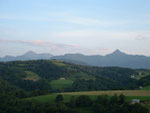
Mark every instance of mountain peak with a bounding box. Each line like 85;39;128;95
107;49;126;56
113;49;122;54
25;51;36;55
26;51;35;54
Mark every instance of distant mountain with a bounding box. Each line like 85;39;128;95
0;51;53;61
51;49;150;69
1;50;150;69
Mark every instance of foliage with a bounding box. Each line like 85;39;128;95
0;60;141;93
51;79;74;90
137;75;150;86
0;60;149;113
55;94;64;103
75;95;92;107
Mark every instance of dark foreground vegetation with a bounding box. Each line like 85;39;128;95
0;92;149;113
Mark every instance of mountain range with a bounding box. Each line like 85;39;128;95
1;49;150;69
0;51;53;61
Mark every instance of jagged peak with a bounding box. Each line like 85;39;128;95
24;51;37;55
113;49;123;54
106;49;126;56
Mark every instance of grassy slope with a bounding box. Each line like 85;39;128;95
26;90;150;112
26;94;73;103
142;86;150;90
50;79;74;90
51;60;67;67
68;72;95;81
60;90;150;96
24;71;41;81
26;90;150;103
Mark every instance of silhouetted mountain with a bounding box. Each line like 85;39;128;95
51;50;150;69
1;56;16;61
0;51;53;61
1;50;150;69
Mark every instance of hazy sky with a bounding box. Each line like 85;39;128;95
0;0;150;57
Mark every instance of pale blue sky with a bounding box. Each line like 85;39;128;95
0;0;150;57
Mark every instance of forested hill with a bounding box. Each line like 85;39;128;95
0;60;149;94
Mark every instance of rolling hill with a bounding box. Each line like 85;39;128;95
0;60;149;93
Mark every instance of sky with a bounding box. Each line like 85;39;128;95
0;0;150;57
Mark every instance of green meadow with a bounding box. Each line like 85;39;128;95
26;90;150;103
25;90;150;112
142;86;150;90
50;79;74;90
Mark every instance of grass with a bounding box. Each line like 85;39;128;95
142;86;150;90
60;90;150;96
26;94;73;103
25;90;150;111
51;60;67;66
26;94;150;103
69;72;95;81
50;79;74;90
24;71;40;81
26;90;150;103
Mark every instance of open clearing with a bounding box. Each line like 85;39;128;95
24;71;40;81
50;79;74;89
60;90;150;96
51;60;67;66
26;90;150;103
142;86;150;90
26;90;150;111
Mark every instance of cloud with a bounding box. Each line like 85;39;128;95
0;39;112;55
52;30;136;40
135;31;150;41
0;39;77;48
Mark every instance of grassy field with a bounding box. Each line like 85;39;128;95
50;79;74;90
26;94;150;103
24;71;40;81
26;90;150;103
142;86;150;90
26;94;73;103
26;90;150;112
51;60;67;66
69;72;95;80
60;90;150;96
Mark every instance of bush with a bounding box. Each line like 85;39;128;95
55;94;64;103
76;95;92;107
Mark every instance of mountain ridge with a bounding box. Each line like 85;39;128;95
1;49;150;69
51;50;150;69
0;51;53;61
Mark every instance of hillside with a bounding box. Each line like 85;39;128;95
0;60;150;94
0;60;150;113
